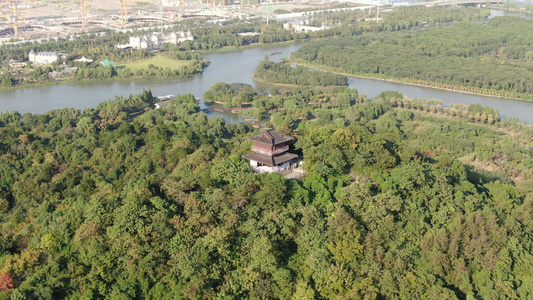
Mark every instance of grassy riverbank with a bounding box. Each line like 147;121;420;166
251;75;304;88
0;56;207;91
290;57;533;102
119;56;194;70
253;58;348;88
291;18;533;102
197;40;303;54
0;72;204;91
252;74;348;90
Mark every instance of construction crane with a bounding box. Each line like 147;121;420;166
5;0;19;36
12;0;17;35
179;0;183;19
120;0;128;27
80;0;88;31
167;1;170;22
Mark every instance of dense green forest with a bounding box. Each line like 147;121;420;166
304;6;489;32
0;50;207;88
293;17;533;100
253;58;348;87
179;6;488;49
0;83;533;298
203;82;256;107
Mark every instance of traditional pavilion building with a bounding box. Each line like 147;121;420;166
243;129;299;174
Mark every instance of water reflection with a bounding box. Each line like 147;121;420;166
1;11;532;123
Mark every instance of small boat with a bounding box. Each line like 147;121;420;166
268;50;282;56
242;116;257;121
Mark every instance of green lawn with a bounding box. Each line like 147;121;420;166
120;56;192;71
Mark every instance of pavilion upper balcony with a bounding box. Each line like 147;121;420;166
251;145;289;156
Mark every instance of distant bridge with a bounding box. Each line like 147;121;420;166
430;0;503;7
0;24;49;36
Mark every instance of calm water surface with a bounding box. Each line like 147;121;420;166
0;44;300;115
1;11;532;123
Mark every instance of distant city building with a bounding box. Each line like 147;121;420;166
273;6;373;22
238;32;261;36
47;67;77;80
74;56;94;63
28;50;67;65
155;100;171;109
155;95;174;109
129;34;161;51
123;31;194;50
9;60;26;71
161;0;180;7
391;1;409;6
283;23;325;33
169;31;194;44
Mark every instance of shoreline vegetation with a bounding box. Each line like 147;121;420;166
0;39;303;91
0;54;209;90
291;17;533;102
251;75;305;88
0;70;205;91
290;58;533;102
0;5;491;90
253;58;348;88
196;40;301;54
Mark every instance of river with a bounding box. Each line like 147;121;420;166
0;43;301;120
1;12;532;123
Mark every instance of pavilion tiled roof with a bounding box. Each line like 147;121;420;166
248;129;293;146
155;100;171;108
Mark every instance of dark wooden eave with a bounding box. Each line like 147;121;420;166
248;129;293;146
243;152;298;166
